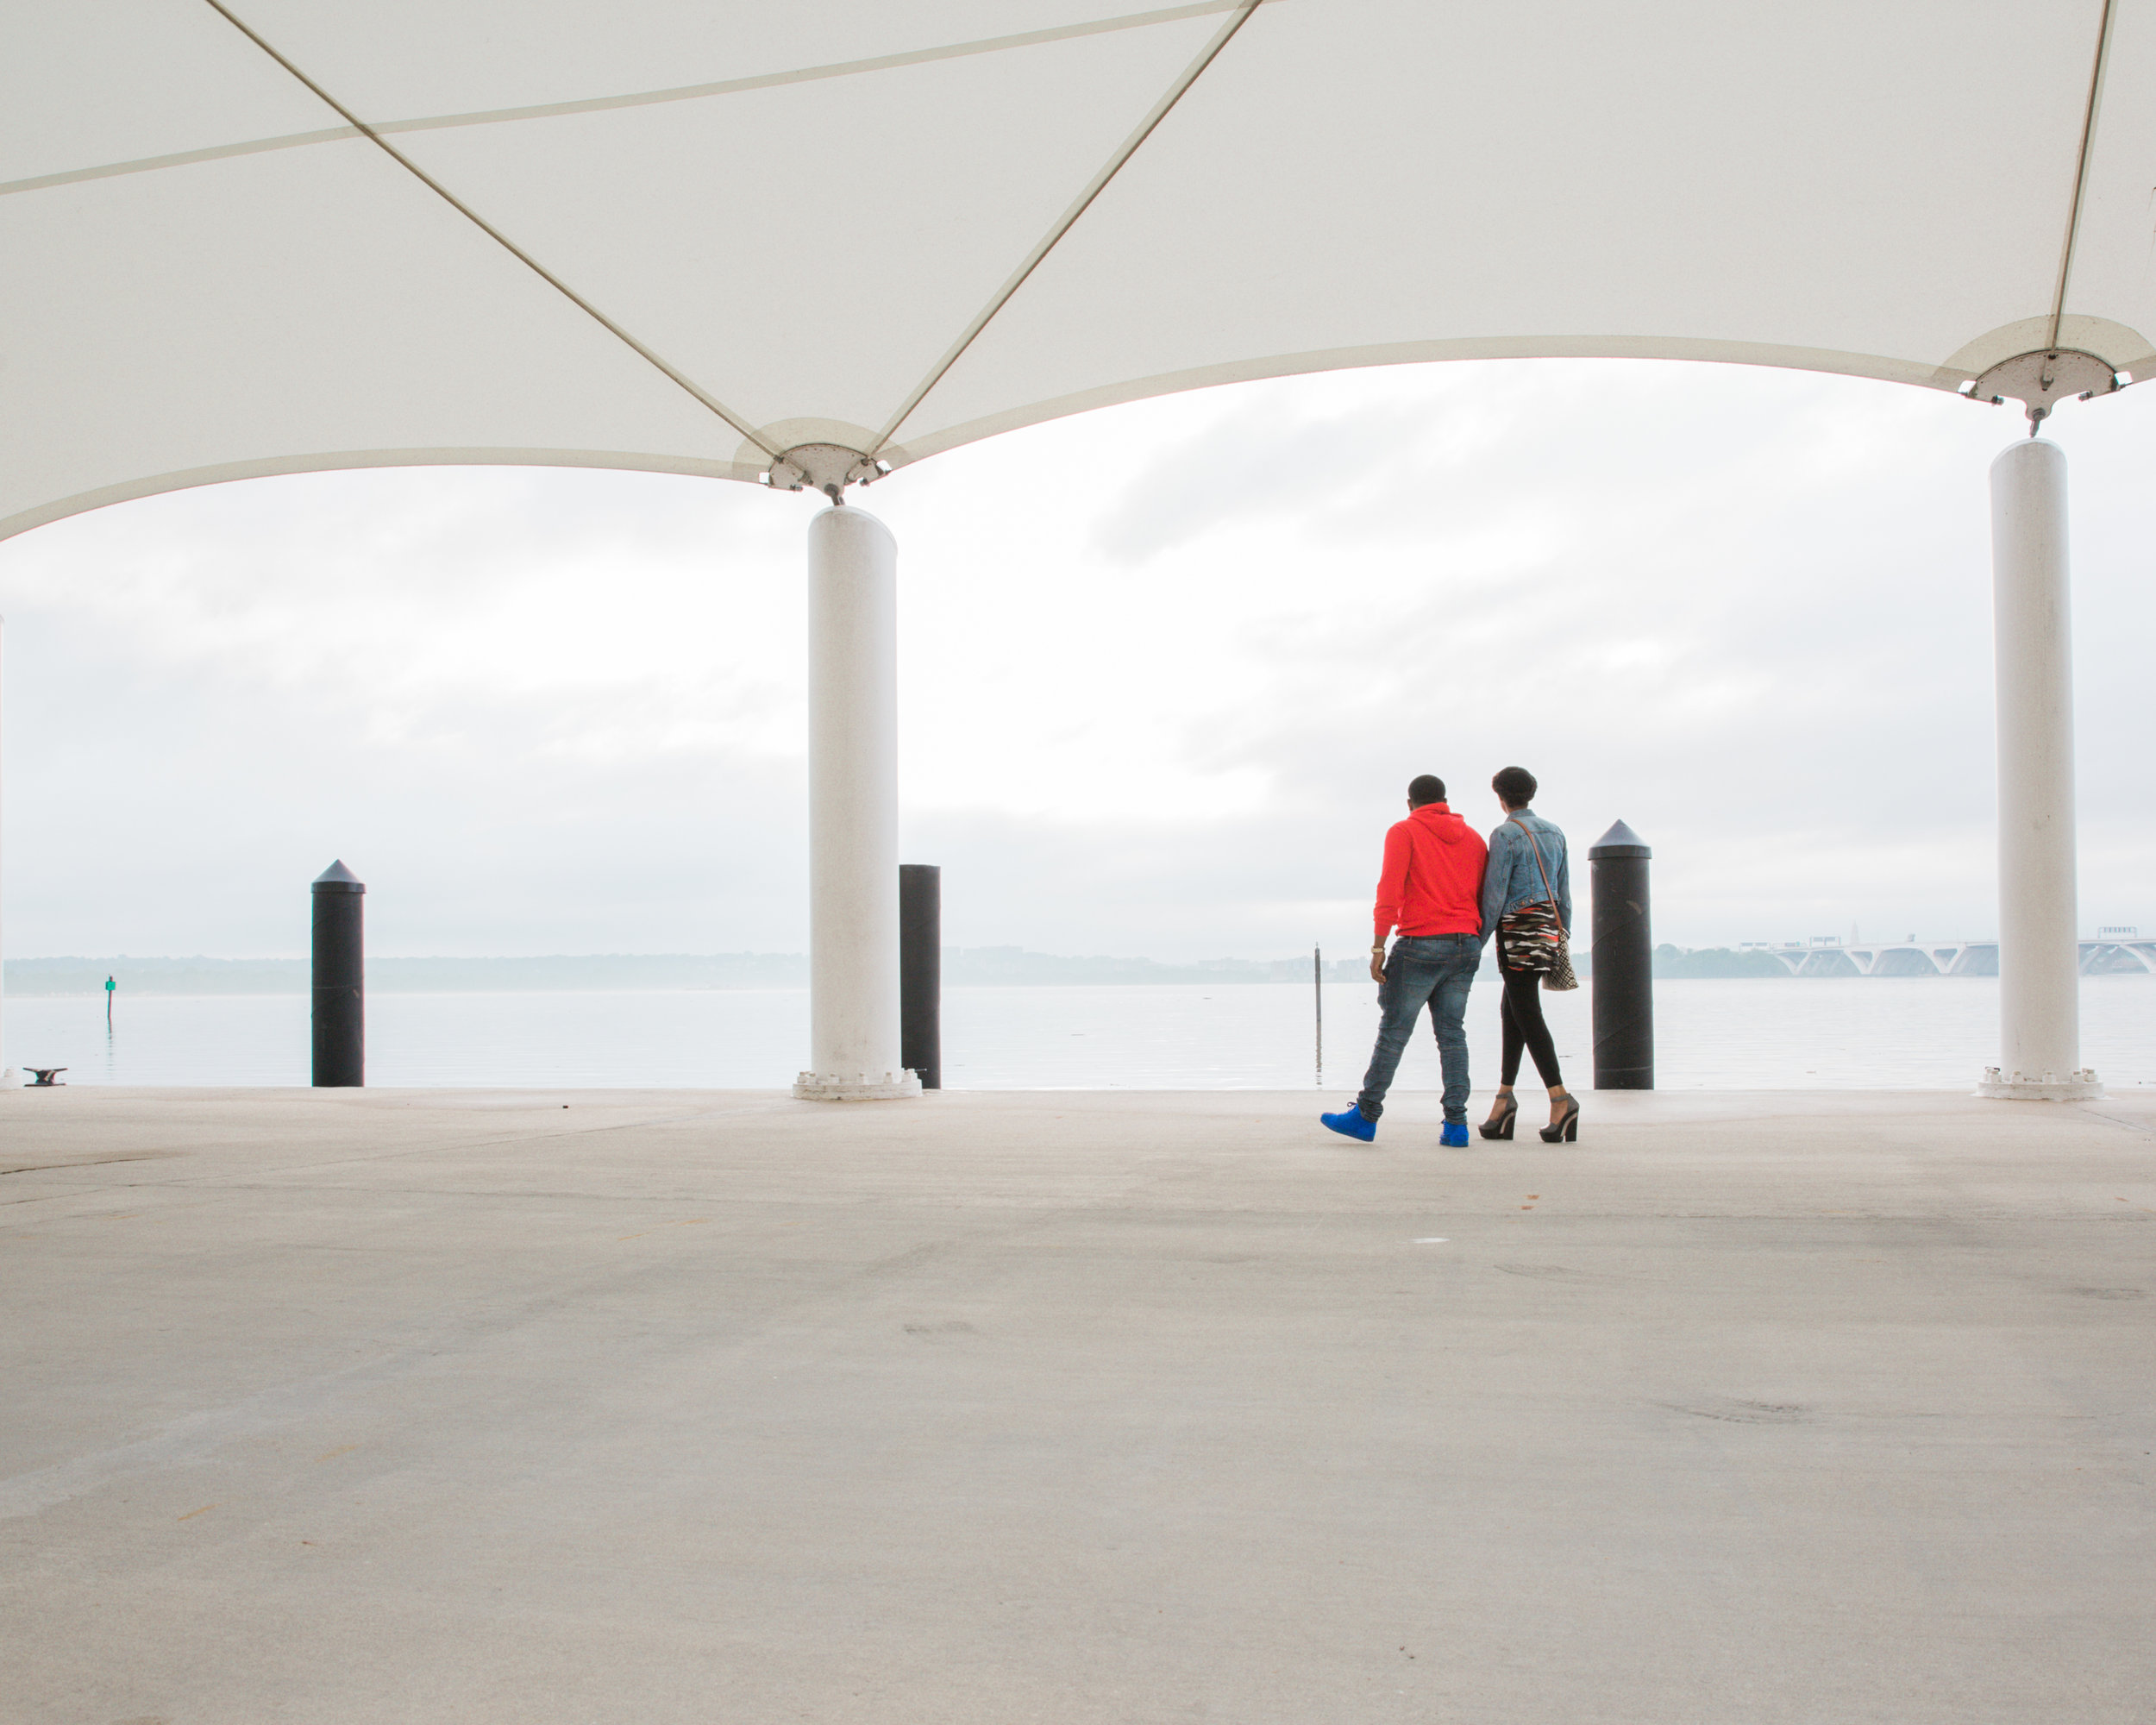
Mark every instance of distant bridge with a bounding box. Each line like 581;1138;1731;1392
1744;935;2156;977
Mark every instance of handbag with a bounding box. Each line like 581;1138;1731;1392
1501;818;1579;992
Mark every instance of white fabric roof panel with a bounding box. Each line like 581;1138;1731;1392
229;1;1198;117
0;3;335;190
895;0;2135;455
384;11;1231;446
3;0;2148;540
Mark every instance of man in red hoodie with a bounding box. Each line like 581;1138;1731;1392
1321;774;1489;1146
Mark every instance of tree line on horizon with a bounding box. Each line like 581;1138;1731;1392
2;944;1824;994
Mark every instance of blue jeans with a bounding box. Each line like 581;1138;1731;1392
1356;933;1480;1123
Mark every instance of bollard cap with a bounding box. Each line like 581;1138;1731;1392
311;858;366;894
1588;820;1651;860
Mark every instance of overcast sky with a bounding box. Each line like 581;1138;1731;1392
1;357;2150;963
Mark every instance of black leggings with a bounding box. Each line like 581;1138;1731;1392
1499;966;1564;1089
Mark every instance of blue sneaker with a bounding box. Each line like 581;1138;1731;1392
1439;1121;1471;1148
1321;1107;1376;1143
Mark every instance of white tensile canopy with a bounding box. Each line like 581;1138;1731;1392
3;0;2148;537
0;1;2139;1099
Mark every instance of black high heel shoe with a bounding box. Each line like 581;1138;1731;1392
1478;1095;1518;1140
1539;1095;1581;1143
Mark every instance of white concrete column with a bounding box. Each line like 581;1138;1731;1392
793;505;919;1102
0;613;11;1089
1979;440;2099;1100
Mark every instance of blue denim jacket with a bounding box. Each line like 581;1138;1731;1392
1479;809;1571;939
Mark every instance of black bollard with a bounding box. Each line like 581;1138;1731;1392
899;863;941;1089
311;860;366;1088
1589;821;1653;1089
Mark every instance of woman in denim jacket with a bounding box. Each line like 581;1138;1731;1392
1477;766;1579;1142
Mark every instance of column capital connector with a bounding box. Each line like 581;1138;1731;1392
1961;348;2129;434
761;443;888;501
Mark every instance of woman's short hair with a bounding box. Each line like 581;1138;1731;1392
1492;766;1538;807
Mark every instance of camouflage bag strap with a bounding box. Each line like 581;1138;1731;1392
1510;817;1565;936
1512;817;1580;993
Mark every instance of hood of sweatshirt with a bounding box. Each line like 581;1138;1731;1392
1410;800;1473;844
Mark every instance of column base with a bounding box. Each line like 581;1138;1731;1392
793;1070;924;1102
1977;1066;2103;1101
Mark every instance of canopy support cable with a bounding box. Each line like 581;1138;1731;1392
867;0;1267;461
197;0;780;461
2046;0;2117;354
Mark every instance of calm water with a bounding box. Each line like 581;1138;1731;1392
8;976;2153;1090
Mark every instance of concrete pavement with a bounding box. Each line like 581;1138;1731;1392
3;1086;2152;1722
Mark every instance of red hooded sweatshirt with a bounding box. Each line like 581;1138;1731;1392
1373;801;1489;943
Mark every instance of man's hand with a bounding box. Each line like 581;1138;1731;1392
1369;944;1388;984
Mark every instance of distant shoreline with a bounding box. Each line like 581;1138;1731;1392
0;944;2045;995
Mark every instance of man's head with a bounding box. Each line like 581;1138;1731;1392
1407;774;1446;808
1492;765;1538;809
